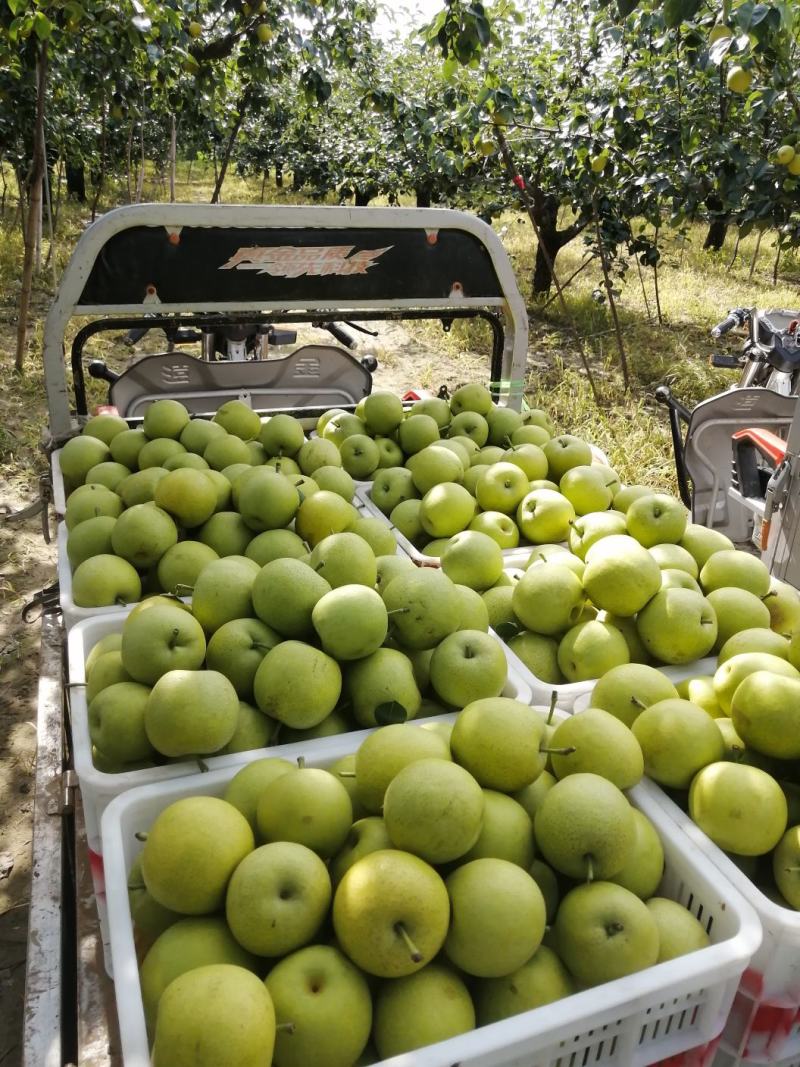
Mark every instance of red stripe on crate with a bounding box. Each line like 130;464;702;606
744;1003;800;1059
652;1035;721;1066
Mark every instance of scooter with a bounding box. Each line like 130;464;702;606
657;308;799;550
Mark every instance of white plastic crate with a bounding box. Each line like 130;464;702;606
100;732;760;1067
51;447;67;516
649;788;800;1065
714;1047;800;1067
67;612;534;859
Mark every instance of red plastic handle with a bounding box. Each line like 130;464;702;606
732;427;787;465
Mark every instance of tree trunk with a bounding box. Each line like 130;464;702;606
354;188;372;207
15;45;48;374
126;122;134;202
415;184;433;208
748;228;764;281
260;170;268;202
169;114;177;202
529;194;588;295
0;162;6;215
136;102;146;202
14;164;27;239
703;218;728;251
90;96;107;222
274;159;283;188
211;99;248;204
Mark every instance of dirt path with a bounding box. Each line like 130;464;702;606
0;479;57;1067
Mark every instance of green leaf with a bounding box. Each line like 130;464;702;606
33;11;53;40
375;701;409;726
494;621;520;640
617;0;640;15
663;0;703;29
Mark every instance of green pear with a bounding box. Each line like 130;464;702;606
445;858;546;977
764;577;800;637
205;617;281;700
373;963;474;1059
152;963;275;1067
191;556;260;634
180;418;227;455
429;629;507;707
713;652;800;714
118;466;169;507
258;412;306;456
699;548;771;597
60;434;111;486
309;531;377;588
295;491;358;547
534;773;635;881
353;723;450;813
508;632;563;684
89;681;155;763
331;817;394;885
410;396;451;427
140;917;257;1032
773;827;800;909
679;523;734;567
346;648;422;727
441;530;503;591
72;553;142;608
631;698;725;789
568;511;627;560
254;641;341;729
589;663;679;728
157;540;220;595
257;767;352;858
475;944;573;1024
265;945;373;1067
583;534;662;617
312;585;388;660
459;790;535;868
218;700;272;754
109;427;148;468
143;398;190;440
450;383;493;416
127;854;180;939
85;632;122;675
225;841;331;956
65;483;123;529
452;697;546;791
66;514;118;571
513;770;556;822
223;758;294;832
555;881;659;985
557;620;630;683
706;587;771;651
297;437;343;475
245;528;306;567
85;650;132;704
197;510;252;556
333;850;450;977
731;671;800;759
382;569;461;650
528;859;560;922
609;809;665;899
349;516;397;557
549;708;644;789
383;759;484;863
145;670;239;757
718;628;790;664
511;563;585;635
252;557;331;639
675;676;724;717
689;762;787;855
626;493;687;548
636;588;717;664
141;797;254;914
82;411;128;444
648;542;699;576
330;753;369;820
121;604;206;685
110;502;178;569
646;897;710;961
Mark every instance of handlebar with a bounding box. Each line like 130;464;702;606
711;309;748;340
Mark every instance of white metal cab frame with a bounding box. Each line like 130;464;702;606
42;203;530;440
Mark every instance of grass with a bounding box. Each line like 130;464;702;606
1;161;799;497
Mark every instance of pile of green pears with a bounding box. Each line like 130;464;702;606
583;627;800;912
84;542;511;774
130;697;710;1067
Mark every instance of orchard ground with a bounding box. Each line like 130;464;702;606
1;163;799;1064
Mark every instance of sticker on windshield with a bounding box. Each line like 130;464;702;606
220;245;392;278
